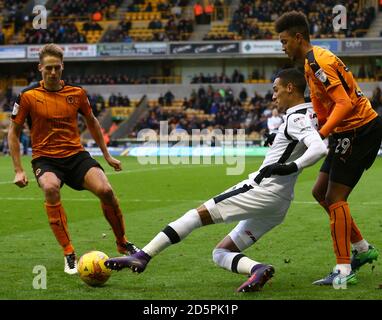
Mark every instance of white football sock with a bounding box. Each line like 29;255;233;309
335;264;351;276
143;209;202;257
168;209;202;239
237;256;260;275
352;239;370;253
143;232;171;257
212;248;260;275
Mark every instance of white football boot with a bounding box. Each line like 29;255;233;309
64;253;78;275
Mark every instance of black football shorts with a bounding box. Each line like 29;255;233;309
31;151;103;190
320;116;382;188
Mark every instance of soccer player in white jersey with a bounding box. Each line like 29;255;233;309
105;68;328;292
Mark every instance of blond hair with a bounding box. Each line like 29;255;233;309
39;43;64;62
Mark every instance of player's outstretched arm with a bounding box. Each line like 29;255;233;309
84;112;122;171
8;122;28;187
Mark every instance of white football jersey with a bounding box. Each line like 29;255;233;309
249;102;319;200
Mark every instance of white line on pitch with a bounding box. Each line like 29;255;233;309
0;197;380;206
0;164;213;185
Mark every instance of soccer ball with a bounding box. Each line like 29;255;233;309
77;251;112;287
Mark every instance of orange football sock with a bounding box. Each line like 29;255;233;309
319;200;363;244
101;202;127;245
45;202;74;255
328;201;352;264
349;217;363;244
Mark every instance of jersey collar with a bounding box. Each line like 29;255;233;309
286;102;311;114
40;80;65;92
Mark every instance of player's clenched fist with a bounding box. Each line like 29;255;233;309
106;156;122;171
14;171;28;188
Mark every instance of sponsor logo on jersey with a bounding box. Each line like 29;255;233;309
12;102;20;116
314;68;328;83
66;95;74;104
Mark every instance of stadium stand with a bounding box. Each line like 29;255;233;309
0;0;379;45
205;0;377;40
129;85;274;139
102;0;193;42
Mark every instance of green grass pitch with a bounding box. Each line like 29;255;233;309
0;156;381;300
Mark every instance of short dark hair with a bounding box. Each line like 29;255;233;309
276;68;306;96
275;11;310;41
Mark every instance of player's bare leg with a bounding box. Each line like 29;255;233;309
312;171;330;212
83;167;138;255
105;205;213;272
39;172;77;274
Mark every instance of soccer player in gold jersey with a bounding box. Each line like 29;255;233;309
276;11;382;286
8;43;138;274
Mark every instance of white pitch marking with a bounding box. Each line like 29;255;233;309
0;164;213;185
0;197;380;206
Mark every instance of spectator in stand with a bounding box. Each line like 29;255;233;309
194;2;204;24
204;1;214;24
83;21;102;31
267;108;283;135
232;69;245;83
158;94;165;106
131;85;275;138
149;19;163;29
221;0;376;41
252;69;260;80
23;20;87;44
239;88;248;102
181;97;190;109
164;90;175;106
92;11;103;22
171;3;182;18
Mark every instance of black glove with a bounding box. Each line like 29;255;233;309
263;132;277;147
254;162;298;184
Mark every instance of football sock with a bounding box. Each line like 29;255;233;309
142;232;171;257
320;200;363;244
167;209;202;241
143;209;202;257
335;263;351;276
212;248;259;275
352;239;370;253
329;201;352;264
45;202;74;255
101;202;127;246
349;217;363;244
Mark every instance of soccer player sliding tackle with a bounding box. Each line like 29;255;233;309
106;68;328;292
